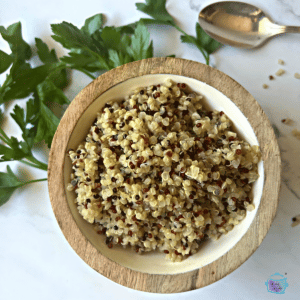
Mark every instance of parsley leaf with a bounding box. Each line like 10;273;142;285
136;0;222;65
34;101;60;147
9;60;31;79
10;104;35;148
0;60;31;100
0;103;47;170
35;38;68;89
36;79;69;105
105;22;153;68
60;51;103;73
81;14;105;36
116;25;135;35
0;22;45;102
51;21;100;53
108;49;132;68
1;62;63;103
35;38;58;64
101;26;122;51
55;19;154;73
51;21;110;71
195;23;222;55
10;80;69;149
181;23;222;64
34;83;62;147
136;0;175;25
0;165;46;207
0;165;24;206
0;126;33;162
0;22;31;62
0;95;57;167
127;22;153;60
0;50;13;74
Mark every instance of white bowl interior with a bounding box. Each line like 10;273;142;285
64;74;264;275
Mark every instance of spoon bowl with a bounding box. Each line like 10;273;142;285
199;1;300;48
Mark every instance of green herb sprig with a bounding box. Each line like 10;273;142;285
136;0;221;65
0;0;222;206
0;165;47;206
51;17;153;77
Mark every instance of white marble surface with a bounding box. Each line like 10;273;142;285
0;0;300;299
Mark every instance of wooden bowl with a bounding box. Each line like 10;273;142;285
48;58;281;293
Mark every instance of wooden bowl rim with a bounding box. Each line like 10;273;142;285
48;57;281;293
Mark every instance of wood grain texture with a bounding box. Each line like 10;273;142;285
48;58;281;293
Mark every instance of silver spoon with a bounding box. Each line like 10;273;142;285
198;1;300;48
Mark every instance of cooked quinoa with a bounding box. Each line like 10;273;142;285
294;73;300;79
262;84;269;89
292;129;300;140
275;69;285;76
67;79;261;262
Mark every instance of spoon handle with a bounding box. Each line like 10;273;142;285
282;26;300;34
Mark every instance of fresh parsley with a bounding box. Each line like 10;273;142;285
180;23;222;65
35;38;68;89
0;165;46;207
136;0;221;64
136;0;176;24
0;103;48;170
0;50;13;74
0;1;223;206
52;17;153;75
0;22;31;62
1;62;65;102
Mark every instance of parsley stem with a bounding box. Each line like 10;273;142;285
0;75;13;95
172;24;210;65
84;48;111;71
0;128;10;144
24;156;48;171
20;159;44;170
205;55;210;65
73;68;96;80
173;24;187;36
23;178;47;186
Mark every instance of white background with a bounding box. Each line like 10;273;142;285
0;0;300;299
